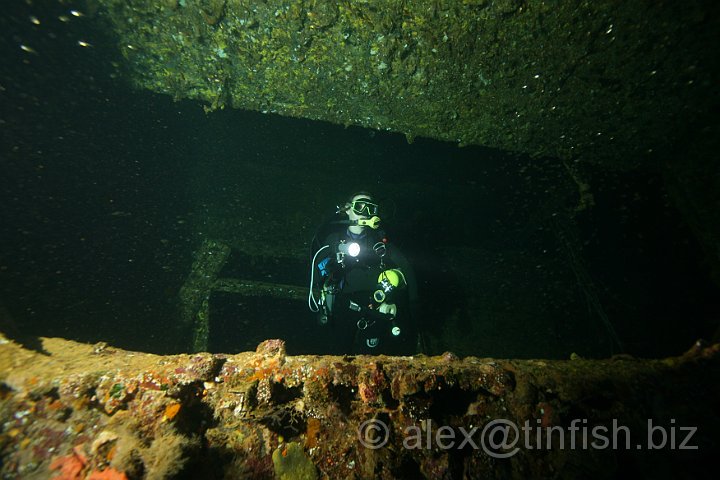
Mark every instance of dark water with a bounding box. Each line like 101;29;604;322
2;2;718;359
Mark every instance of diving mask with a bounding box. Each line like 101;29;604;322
350;199;379;217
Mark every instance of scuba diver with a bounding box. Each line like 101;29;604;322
308;192;418;355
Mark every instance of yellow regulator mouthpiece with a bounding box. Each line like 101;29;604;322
357;216;381;229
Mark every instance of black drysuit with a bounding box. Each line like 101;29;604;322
315;227;418;355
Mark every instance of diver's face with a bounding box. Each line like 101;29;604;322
347;195;375;221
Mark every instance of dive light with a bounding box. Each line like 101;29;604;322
337;241;361;257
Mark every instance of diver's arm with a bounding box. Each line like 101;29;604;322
388;244;418;304
312;232;341;287
387;244;419;347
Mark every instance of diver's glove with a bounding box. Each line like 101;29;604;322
378;303;397;317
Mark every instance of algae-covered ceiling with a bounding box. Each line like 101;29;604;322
90;0;719;168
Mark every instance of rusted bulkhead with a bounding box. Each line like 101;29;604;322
91;0;719;168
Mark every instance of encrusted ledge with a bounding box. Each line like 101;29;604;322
1;336;717;479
